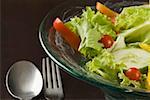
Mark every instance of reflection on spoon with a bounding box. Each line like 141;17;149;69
6;60;43;100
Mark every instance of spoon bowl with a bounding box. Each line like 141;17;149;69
6;60;43;100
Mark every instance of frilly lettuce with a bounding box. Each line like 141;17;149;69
86;49;125;84
86;49;146;88
65;6;149;89
65;7;116;58
115;5;150;31
121;21;150;44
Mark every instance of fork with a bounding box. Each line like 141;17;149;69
42;57;64;100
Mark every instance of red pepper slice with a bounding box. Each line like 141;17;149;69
53;18;80;50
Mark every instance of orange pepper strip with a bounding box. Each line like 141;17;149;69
96;2;118;18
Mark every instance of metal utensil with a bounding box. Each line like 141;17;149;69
42;57;64;100
6;60;43;100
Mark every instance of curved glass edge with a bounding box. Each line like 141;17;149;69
38;0;150;97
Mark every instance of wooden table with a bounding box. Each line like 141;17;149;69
1;0;105;99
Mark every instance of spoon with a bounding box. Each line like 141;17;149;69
6;60;43;100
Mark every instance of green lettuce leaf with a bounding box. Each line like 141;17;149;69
86;49;125;84
65;7;116;58
115;5;150;31
65;21;77;34
143;31;150;44
121;21;150;44
79;29;103;58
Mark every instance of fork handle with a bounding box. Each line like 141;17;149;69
46;97;63;100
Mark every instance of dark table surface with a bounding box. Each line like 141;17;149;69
1;0;105;99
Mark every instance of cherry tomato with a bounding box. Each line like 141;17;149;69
125;67;141;81
53;18;80;50
99;35;114;48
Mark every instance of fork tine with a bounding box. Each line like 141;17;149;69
42;58;46;89
51;60;57;88
43;57;64;99
46;57;52;88
56;64;62;88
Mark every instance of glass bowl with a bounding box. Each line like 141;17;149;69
39;0;150;99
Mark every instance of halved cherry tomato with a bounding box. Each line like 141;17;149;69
99;35;114;48
53;18;80;50
125;67;141;81
96;2;118;18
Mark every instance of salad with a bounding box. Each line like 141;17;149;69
53;2;150;90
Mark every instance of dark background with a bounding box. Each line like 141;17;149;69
1;0;105;99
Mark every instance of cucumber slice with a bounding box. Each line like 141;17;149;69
113;48;150;69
